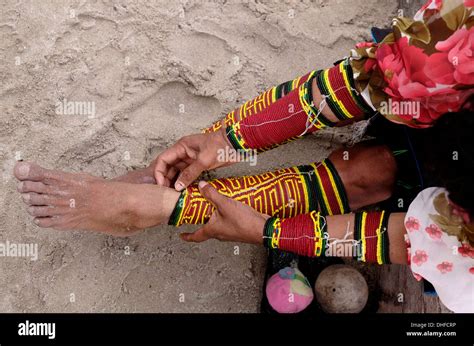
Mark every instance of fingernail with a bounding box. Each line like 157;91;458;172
17;182;24;191
175;181;185;191
198;181;208;189
22;194;30;202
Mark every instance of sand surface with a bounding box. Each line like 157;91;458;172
0;0;400;312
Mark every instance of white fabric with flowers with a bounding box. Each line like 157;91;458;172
404;187;474;313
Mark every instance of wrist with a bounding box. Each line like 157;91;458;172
217;126;233;149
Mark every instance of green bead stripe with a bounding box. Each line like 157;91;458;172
168;191;186;226
323;158;350;213
380;212;391;264
301;73;336;128
353;212;363;261
225;125;248;151
296;164;320;212
319;214;328;257
316;71;349;121
341;59;374;115
263;216;277;249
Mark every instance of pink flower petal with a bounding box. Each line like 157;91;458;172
425;53;456;85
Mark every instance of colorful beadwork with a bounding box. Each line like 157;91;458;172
204;70;317;133
168;159;349;226
263;210;328;258
313;159;350;216
316;59;373;121
353;211;390;264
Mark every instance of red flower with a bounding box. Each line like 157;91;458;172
465;0;474;7
425;224;443;240
425;27;474;85
364;59;377;73
376;37;452;125
436;261;453;274
412;250;428;266
405;217;420;232
458;243;474;258
469;267;474;275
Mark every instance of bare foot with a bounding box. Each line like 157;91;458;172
14;162;179;236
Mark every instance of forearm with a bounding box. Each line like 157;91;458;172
263;211;408;264
224;71;333;152
204;70;318;133
205;60;373;152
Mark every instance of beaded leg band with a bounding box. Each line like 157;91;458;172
168;159;350;226
353;211;391;264
263;211;328;257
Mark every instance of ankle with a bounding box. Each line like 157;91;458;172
125;184;179;229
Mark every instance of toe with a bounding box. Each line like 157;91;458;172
22;193;46;206
14;162;45;181
21;193;34;205
34;216;69;230
21;193;68;206
14;162;63;182
27;206;66;217
33;217;55;228
17;181;47;193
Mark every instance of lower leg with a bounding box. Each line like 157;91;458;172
14;143;396;234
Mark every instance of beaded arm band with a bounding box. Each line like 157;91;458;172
225;72;335;152
204;70;320;133
221;59;374;152
353;211;391;264
263;211;328;258
262;210;391;263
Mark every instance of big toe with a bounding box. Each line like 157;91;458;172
14;162;49;181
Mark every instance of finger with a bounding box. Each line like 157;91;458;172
157;161;187;187
175;162;206;191
160;167;177;187
155;171;166;186
163;161;188;186
154;144;189;184
197;181;229;211
179;228;210;243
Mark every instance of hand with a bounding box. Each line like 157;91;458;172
179;181;270;244
154;128;232;191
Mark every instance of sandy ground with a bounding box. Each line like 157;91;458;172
0;0;401;312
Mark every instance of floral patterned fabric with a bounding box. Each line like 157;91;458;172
404;187;474;312
350;0;474;128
